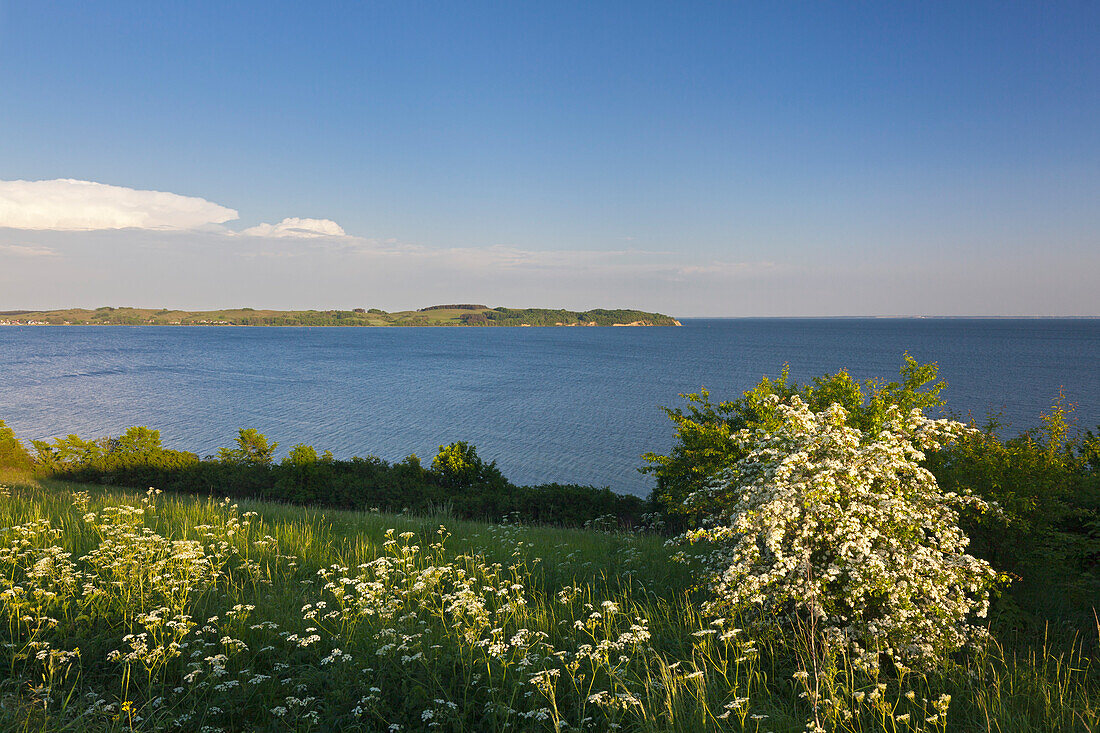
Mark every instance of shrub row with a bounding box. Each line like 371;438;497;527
12;426;645;527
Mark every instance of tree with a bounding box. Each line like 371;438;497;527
0;419;33;472
113;426;163;456
430;442;503;488
32;434;106;471
283;443;318;467
218;428;278;466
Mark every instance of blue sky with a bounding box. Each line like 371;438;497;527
1;1;1097;315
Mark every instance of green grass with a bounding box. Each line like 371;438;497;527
1;476;1096;732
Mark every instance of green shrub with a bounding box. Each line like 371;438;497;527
284;443;319;466
927;397;1100;632
34;429;644;527
0;420;33;472
642;354;945;526
430;441;504;488
218;428;279;466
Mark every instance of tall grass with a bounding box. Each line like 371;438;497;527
1;477;1096;732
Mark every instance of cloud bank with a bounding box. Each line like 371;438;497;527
239;217;346;238
0;179;239;231
0;179;344;239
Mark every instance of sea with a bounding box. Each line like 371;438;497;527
1;319;1098;496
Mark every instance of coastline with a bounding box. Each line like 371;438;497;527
0;321;684;328
0;305;682;328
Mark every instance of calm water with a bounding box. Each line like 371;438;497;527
1;320;1098;496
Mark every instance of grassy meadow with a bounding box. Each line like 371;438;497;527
1;475;1097;732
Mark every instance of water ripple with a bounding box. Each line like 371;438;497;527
1;319;1098;495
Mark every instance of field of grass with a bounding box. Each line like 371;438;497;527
1;476;1097;732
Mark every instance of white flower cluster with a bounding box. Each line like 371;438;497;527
681;395;998;670
307;527;657;729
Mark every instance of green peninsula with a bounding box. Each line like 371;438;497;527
0;304;682;327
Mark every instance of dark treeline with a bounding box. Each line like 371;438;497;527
0;423;644;527
419;304;489;311
229;312;375;326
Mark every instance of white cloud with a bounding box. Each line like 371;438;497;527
0;243;59;257
0;179;239;231
239;217;346;238
0;179;354;241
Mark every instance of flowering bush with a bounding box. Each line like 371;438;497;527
643;356;947;526
681;395;999;671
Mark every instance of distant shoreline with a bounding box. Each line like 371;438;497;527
0;305;683;328
0;322;684;328
3;312;1093;326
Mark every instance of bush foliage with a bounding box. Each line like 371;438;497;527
646;356;1100;643
642;354;945;528
679;395;998;673
20;428;644;528
0;419;34;472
